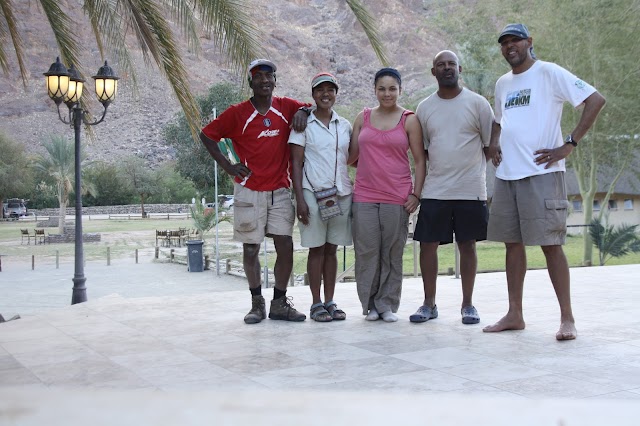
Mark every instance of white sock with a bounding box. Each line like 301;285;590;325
381;311;398;322
365;308;379;321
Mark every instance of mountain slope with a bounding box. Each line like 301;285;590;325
0;0;444;166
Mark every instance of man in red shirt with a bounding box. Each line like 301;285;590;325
201;59;310;324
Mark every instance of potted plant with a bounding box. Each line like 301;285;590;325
189;198;229;245
186;198;229;272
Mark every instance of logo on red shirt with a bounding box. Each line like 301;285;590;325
257;129;280;138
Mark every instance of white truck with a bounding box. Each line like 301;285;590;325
2;198;28;219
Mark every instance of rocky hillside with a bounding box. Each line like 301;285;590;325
0;0;449;166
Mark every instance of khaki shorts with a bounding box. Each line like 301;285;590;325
297;189;352;248
233;182;295;244
487;172;569;246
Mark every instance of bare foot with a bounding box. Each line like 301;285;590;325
556;321;577;341
482;314;525;333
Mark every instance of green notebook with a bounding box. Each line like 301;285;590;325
217;138;239;164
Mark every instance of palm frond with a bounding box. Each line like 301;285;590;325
38;0;82;73
589;218;640;265
0;0;28;85
629;238;640;253
194;0;263;76
602;224;639;259
190;197;229;242
588;219;604;246
83;0;139;93
118;0;159;67
345;0;389;66
160;0;200;54
119;0;201;140
0;4;10;74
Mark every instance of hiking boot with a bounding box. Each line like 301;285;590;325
269;296;306;322
244;295;266;324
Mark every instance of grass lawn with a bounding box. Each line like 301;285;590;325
274;233;640;276
0;217;197;262
1;217;638;275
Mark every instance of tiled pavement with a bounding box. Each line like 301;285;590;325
1;259;639;424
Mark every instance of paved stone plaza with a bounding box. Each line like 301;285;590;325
1;257;639;424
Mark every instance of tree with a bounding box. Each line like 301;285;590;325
532;0;640;264
0;132;32;217
84;162;135;206
147;163;198;204
435;0;640;265
164;82;243;197
24;180;59;210
120;156;158;217
431;0;506;101
589;217;640;266
1;0;388;140
33;136;90;233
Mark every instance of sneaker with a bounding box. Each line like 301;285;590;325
244;295;266;324
461;305;480;324
409;305;438;323
269;296;306;322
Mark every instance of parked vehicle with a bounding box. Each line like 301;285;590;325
3;198;28;219
204;201;230;217
219;195;234;209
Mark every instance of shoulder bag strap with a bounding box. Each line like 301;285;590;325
303;118;339;190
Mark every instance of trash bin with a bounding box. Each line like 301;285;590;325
186;240;204;272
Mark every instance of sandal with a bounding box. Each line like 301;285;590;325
310;302;333;322
325;301;346;321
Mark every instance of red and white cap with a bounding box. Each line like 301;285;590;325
247;59;277;80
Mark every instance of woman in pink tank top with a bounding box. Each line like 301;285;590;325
349;68;426;322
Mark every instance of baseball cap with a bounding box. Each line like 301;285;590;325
311;73;339;92
498;23;530;43
247;59;276;80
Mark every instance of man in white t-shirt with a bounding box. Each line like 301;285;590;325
411;50;494;325
484;24;606;340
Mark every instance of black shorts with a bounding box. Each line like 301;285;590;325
413;199;488;244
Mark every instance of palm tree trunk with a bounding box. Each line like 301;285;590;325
58;184;69;235
58;200;67;234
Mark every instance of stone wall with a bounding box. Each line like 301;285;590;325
31;204;191;217
47;233;101;244
45;226;101;244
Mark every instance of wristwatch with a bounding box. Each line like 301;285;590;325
565;134;578;147
299;106;313;115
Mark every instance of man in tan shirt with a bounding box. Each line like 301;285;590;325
410;50;494;325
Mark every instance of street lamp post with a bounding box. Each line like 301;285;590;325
44;57;119;304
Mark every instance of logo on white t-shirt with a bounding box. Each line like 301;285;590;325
504;89;531;110
257;129;280;138
575;80;586;89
